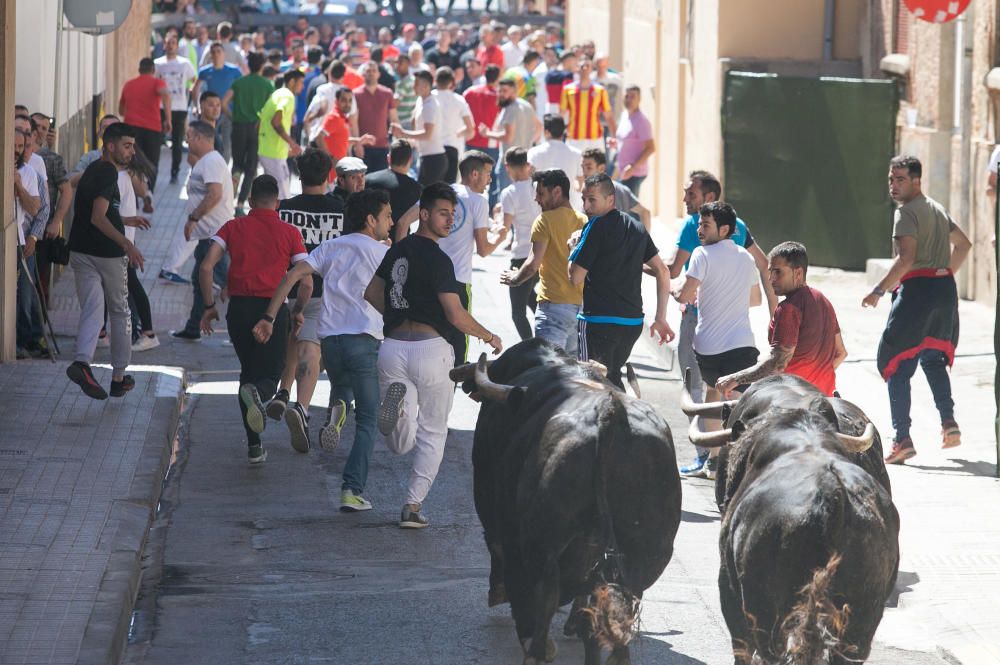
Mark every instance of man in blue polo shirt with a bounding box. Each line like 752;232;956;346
569;173;674;390
192;42;242;165
668;169;774;476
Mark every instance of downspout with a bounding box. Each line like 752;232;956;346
823;0;835;60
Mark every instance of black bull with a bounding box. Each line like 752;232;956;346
454;339;681;665
683;374;900;664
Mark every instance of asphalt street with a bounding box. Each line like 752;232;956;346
117;247;961;665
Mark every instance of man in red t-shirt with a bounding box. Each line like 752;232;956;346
197;175;309;464
119;58;171;190
716;241;846;397
318;88;374;183
353;61;398;172
475;25;505;71
463;64;502;204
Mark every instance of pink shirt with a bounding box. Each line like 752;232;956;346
353;84;396;148
615;109;653;177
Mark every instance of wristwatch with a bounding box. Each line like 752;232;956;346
187;214;199;223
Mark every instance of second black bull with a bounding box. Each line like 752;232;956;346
452;339;682;665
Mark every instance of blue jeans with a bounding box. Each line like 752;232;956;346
887;349;955;442
534;301;580;356
321;333;381;493
184;239;230;334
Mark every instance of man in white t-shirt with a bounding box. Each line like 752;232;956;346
155;33;197;183
438;150;508;361
498;147;541;341
432;67;475;184
675;201;761;478
255;189;392;513
527;114;584;212
173;121;235;341
391;70;447;185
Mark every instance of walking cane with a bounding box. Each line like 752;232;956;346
18;250;60;362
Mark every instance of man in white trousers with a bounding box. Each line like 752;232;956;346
364;182;502;529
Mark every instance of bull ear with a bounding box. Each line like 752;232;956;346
506;387;528;414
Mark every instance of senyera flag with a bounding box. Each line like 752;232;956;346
903;0;972;23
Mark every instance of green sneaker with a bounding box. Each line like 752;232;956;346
320;399;348;452
340;489;373;512
239;384;266;434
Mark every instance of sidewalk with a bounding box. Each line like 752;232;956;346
0;150;192;665
641;217;1000;664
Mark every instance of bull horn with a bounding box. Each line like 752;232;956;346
687;416;734;448
449;361;486;382
474;353;515;402
681;369;739;418
625;363;641;399
586;360;608;377
836;422;876;453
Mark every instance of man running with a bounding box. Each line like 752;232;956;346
364;183;502;529
716;241;847;397
256;189;392;511
863;155;971;464
568;173;674;389
197;176;309;465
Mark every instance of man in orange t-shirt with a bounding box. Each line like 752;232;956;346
318;88;374;183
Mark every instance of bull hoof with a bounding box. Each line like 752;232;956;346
522;638;557;664
606;647;632;665
488;584;507;606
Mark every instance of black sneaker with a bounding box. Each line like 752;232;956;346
378;382;406;436
171;329;201;341
66;361;108;400
248;444;268;465
266;388;289;421
399;504;429;529
285;402;311;453
110;375;136;397
239;384;267;434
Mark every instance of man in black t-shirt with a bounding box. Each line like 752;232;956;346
66;123;146;401
569;173;674;389
364;183;501;529
425;31;461;73
266;149;345;453
365;139;422;243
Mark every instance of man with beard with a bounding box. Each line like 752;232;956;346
478;78;541;197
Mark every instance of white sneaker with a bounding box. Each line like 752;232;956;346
340;489;373;512
131;335;160;352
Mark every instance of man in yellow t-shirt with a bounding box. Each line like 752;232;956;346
258;69;306;199
500;168;585;355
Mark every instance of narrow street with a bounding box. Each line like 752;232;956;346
120;249;955;665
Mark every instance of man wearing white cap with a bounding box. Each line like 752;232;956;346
332;156;368;201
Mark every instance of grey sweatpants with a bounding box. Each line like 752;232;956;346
677;306;705;455
72;253;132;375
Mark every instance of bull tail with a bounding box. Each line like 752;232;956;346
777;553;857;664
578;393;641;651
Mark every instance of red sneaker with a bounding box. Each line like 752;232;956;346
885;437;916;464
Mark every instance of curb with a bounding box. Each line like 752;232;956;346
76;371;186;665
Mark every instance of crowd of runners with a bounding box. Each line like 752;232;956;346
11;12;973;529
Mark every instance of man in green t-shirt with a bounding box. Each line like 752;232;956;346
225;52;274;213
258;69;305;199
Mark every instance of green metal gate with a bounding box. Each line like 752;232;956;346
722;71;899;270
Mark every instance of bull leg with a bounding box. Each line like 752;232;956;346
582;635;603;665
524;560;560;664
487;540;507;606
607;645;632;665
718;565;753;664
563;594;587;636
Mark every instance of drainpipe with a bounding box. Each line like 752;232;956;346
53;0;64;140
823;0;835;60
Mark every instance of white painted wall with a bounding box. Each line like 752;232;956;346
15;0;106;124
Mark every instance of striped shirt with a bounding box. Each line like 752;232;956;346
560;83;610;141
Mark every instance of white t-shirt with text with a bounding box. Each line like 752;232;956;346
687;240;758;355
439;183;489;284
304;232;389;339
155;55;197;111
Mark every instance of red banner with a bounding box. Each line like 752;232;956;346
903;0;972;23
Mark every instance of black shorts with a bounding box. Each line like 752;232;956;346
695;346;759;388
